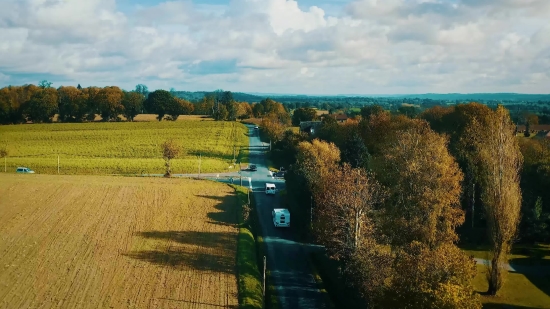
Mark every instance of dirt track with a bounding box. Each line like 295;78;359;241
0;174;238;309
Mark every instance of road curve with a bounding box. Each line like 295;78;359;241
243;124;329;309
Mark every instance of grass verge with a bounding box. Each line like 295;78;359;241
233;185;263;309
460;243;550;266
473;265;550;308
308;254;335;309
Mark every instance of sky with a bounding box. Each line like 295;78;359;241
0;0;549;94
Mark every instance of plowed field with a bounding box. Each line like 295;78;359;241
0;174;239;309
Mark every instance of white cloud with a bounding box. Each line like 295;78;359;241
0;0;548;93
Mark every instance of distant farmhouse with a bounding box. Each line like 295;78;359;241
300;121;322;135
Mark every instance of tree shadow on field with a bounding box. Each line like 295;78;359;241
195;194;239;226
125;192;241;274
482;304;543;309
125;231;237;274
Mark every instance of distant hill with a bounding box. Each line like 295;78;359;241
262;93;550;102
172;91;265;103
171;91;550;103
379;93;550;102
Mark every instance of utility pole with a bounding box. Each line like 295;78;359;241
310;195;313;227
263;255;266;300
57;155;60;174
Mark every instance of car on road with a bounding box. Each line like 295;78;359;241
265;183;276;195
272;208;290;227
249;164;257;171
254;126;259;130
16;167;35;174
274;171;285;178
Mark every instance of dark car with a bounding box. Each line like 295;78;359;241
249;164;257;171
274;171;285;178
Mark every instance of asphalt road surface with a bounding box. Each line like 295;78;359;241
243;124;329;309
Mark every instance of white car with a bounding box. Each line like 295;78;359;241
254;126;259;130
16;167;35;174
272;209;290;227
265;183;276;195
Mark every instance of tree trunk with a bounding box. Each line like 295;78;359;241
164;159;171;177
471;179;475;229
354;209;360;250
488;249;503;295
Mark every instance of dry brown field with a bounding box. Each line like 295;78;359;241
0;174;239;309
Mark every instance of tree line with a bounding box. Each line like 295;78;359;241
263;102;535;307
0;82;292;124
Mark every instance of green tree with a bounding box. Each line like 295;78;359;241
360;104;384;120
135;84;149;99
144;89;175;121
397;105;419;118
122;91;144;121
341;131;370;169
58;86;86;122
252;103;264;118
25;88;58;123
292;107;317;126
38;80;53;89
84;86;101;121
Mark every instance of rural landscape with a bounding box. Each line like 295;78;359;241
1;0;550;309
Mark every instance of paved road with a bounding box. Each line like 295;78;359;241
244;124;329;309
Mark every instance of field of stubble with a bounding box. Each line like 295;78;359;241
0;174;239;309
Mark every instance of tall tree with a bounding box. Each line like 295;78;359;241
58;86;86;122
97;86;124;121
24;88;58;123
316;164;385;260
161;139;181;177
252;103;264;118
122;91;144;121
135;84;149;98
468;105;523;295
84;86;101;121
295;139;341;196
38;80;53;89
292;107;317;126
377;122;465;248
341;131;370;169
144;89;174;121
360;104;384;120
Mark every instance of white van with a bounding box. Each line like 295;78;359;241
272;209;290;227
265;183;276;195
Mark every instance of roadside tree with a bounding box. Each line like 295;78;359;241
467;105;523;295
161;139;181;177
